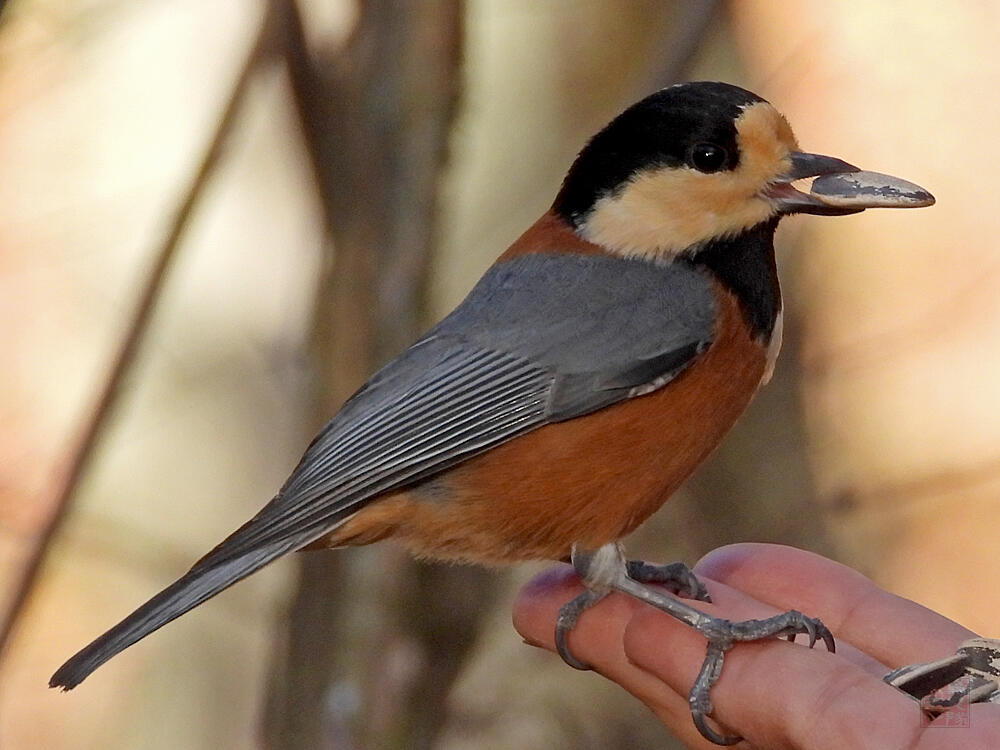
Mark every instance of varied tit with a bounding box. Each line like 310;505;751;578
52;81;934;745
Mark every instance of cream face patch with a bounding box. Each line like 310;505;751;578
580;102;799;259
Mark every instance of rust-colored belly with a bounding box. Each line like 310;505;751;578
323;282;765;564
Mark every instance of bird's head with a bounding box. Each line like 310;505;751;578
553;81;933;259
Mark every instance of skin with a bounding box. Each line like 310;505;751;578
513;543;1000;749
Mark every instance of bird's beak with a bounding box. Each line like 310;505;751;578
764;152;935;216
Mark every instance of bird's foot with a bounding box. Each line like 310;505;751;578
685;609;835;744
555;543;835;746
555;543;624;670
557;548;712;669
626;559;712;603
555;589;606;670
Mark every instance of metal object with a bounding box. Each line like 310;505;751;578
884;638;1000;718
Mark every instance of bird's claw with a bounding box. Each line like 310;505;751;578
626;559;712;602
689;641;742;745
691;709;742;747
685;610;835;745
555;548;835;746
554;588;606;671
556;558;710;670
701;609;835;652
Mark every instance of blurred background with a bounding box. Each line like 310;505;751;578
2;1;999;748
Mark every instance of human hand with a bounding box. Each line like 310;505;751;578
513;543;1000;749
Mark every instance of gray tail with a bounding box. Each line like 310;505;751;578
49;540;297;690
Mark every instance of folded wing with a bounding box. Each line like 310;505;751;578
51;252;716;689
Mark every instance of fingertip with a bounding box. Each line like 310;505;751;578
511;564;579;643
514;564;579;611
693;544;976;683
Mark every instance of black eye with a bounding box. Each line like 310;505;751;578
689;143;728;173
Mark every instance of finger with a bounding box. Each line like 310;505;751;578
513;567;719;749
514;562;887;696
513;564;889;748
513;565;687;718
695;544;977;667
687;574;890;678
915;704;1000;750
624;605;928;750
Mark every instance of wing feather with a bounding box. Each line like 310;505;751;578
51;252;717;689
207;345;553;564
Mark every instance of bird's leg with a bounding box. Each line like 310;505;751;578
555;543;836;746
554;544;621;670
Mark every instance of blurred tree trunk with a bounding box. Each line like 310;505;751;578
730;1;1000;636
263;2;492;749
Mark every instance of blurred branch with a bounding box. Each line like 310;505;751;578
264;2;488;749
828;453;1000;512
0;13;272;663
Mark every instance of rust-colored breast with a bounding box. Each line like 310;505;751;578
498;210;609;259
323;264;767;565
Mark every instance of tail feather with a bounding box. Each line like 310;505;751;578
49;540;295;690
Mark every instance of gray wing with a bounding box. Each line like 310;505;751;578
50;252;715;689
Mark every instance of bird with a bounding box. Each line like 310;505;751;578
51;81;934;744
